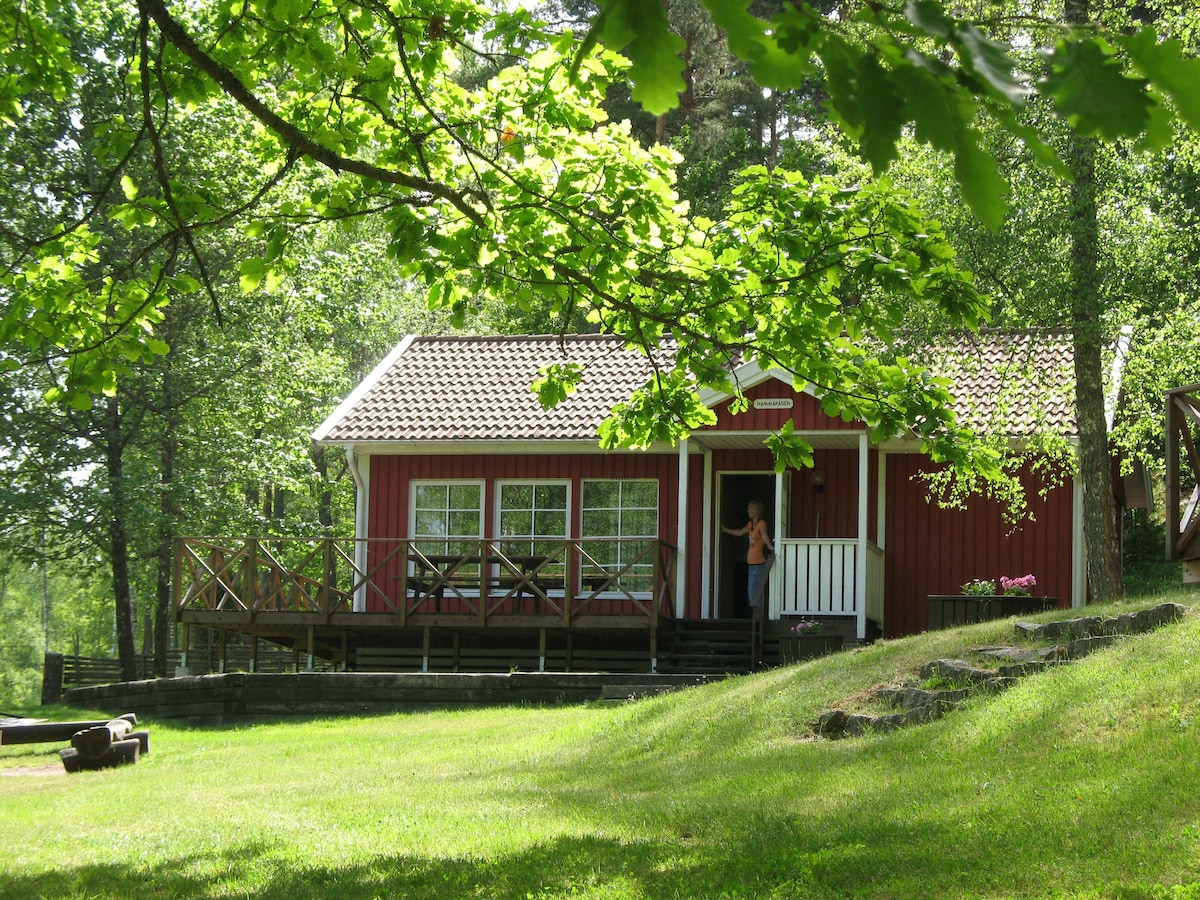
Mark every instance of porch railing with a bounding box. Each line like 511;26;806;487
777;538;883;619
174;536;677;628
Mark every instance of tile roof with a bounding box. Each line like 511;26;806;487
314;330;1090;445
313;334;667;443
908;329;1078;436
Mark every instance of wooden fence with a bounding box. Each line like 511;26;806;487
41;640;335;703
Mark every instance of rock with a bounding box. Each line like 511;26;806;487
815;709;851;736
998;660;1056;678
919;659;996;685
1064;634;1125;659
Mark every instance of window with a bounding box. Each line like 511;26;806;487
411;481;483;561
580;480;658;594
497;481;569;556
496;481;569;589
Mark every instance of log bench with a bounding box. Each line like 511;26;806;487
55;716;151;773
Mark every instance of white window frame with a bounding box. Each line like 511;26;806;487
579;478;659;597
494;480;571;548
494;480;571;596
409;480;485;583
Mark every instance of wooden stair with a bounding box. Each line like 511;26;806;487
660;619;768;674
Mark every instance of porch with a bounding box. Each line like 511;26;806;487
173;534;878;673
174;536;678;673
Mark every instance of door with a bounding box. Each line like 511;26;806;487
716;472;775;619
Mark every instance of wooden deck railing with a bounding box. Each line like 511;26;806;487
1166;384;1200;579
174;536;677;629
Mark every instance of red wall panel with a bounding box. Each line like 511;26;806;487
366;453;681;616
882;453;1074;637
708;380;860;432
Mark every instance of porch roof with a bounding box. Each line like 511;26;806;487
314;329;1125;447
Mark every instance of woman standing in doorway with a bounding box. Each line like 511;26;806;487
723;500;774;612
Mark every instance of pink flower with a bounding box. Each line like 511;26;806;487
1000;574;1036;595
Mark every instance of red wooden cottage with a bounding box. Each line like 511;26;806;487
174;329;1135;673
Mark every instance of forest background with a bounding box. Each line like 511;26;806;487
2;0;1198;703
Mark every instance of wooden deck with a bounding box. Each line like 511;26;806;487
174;537;678;673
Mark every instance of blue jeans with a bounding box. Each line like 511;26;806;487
747;563;767;608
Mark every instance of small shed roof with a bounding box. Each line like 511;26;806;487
313;329;1118;446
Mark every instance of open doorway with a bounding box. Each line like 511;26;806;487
715;472;775;619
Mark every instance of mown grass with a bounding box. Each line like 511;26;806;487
3;594;1200;899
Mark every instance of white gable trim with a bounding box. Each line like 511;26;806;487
312;335;416;443
696;359;811;409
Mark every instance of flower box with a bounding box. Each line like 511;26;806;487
777;633;844;664
927;595;1060;630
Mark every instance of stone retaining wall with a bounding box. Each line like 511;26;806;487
64;671;717;724
816;603;1190;739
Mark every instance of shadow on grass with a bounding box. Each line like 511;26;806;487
0;832;896;900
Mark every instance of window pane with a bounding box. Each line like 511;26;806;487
449;483;481;508
537;483;568;508
622;481;658;508
534;510;566;536
413;484;446;508
449;510;481;537
500;510;533;537
500;484;532;510
414;511;445;537
582;509;618;537
621;509;658;537
582;481;618;509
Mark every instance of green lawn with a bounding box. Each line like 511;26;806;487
3;595;1199;899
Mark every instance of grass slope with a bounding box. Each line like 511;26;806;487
2;598;1199;899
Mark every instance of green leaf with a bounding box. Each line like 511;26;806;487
766;421;814;473
903;0;954;40
1040;38;1152;140
953;128;1007;231
239;258;266;293
704;0;815;89
952;24;1026;106
532;363;584;409
892;63;964;153
855;55;907;173
584;0;685;115
1120;29;1200;133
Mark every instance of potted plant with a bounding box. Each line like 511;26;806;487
928;574;1057;629
778;618;843;663
1000;574;1037;596
960;579;997;596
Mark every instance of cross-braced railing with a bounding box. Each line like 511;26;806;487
1166;385;1200;578
174;536;676;628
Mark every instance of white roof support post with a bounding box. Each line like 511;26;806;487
857;433;869;641
347;445;369;614
700;447;714;619
771;471;785;621
1072;461;1087;608
676;438;689;619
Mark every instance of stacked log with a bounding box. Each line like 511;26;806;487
0;712;138;746
58;715;151;773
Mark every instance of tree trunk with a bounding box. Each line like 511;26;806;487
154;422;177;677
1066;0;1123;604
103;396;139;681
314;446;334;531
